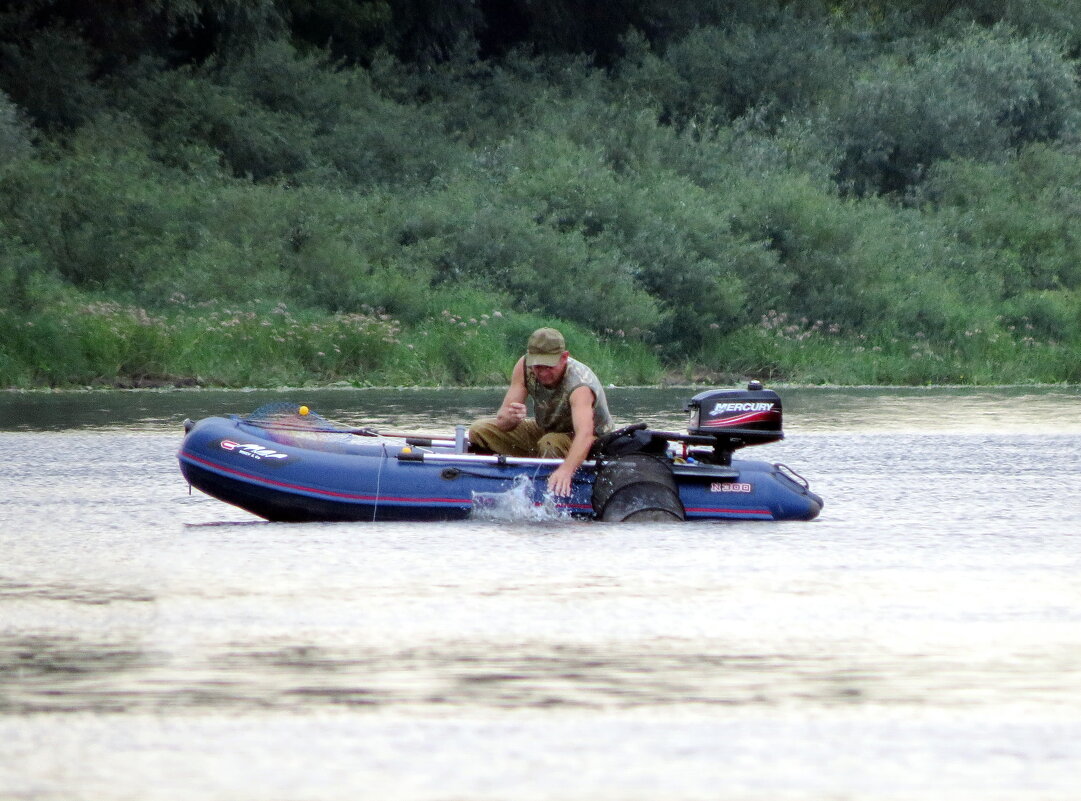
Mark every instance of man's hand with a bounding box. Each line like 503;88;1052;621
496;401;527;431
547;462;576;497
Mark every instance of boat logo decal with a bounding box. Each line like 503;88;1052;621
217;439;290;462
710;402;774;414
711;482;752;493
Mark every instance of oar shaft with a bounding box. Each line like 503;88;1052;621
243;419;456;441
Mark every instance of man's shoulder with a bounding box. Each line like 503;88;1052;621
566;357;600;381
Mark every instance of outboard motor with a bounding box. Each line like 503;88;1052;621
588;381;786;521
684;380;784;465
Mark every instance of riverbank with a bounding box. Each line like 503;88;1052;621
5;10;1081;395
29;300;1081;394
2;295;1078;390
0;298;656;389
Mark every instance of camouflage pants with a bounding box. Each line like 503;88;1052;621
467;419;572;458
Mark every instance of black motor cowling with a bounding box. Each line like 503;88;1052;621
685;381;783;459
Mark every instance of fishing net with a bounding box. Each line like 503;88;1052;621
241;402;375;449
246;402;332;427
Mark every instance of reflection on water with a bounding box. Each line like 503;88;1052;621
1;387;1081;800
0;636;148;714
7;629;1081;716
3;384;1081;433
0;579;155;606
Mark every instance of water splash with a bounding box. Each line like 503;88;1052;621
471;475;569;522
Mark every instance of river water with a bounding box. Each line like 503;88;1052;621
2;385;1080;801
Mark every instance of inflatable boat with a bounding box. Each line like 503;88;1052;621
177;383;823;523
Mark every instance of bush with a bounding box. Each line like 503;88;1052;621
0;90;32;166
119;41;469;186
831;25;1081;196
0;118;294;301
925;146;1081;297
1003;290;1081;339
0;226;45;312
5;10;1081;387
122;63;319;180
0;26;107;130
660;14;849;127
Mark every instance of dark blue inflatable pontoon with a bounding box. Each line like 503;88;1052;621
177;384;823;523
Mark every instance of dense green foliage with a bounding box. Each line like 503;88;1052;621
1;0;1080;387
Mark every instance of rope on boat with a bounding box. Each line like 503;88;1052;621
373;442;388;522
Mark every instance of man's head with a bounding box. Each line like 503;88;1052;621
525;327;569;386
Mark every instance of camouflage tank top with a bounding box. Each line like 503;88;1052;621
525;358;614;436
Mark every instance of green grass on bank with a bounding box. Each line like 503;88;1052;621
0;294;663;389
1;292;1075;389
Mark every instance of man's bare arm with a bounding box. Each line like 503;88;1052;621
494;357;529;431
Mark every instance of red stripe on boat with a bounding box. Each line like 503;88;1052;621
684;507;774;517
180;450;466;505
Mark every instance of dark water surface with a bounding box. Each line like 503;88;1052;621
2;386;1080;800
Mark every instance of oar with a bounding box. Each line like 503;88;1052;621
242;418;457;442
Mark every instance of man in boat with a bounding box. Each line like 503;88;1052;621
468;327;614;497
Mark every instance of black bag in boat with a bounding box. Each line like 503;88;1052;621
591;423;668;458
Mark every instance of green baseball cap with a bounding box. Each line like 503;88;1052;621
525;327;566;367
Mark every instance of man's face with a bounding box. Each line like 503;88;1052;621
530;353;568;387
